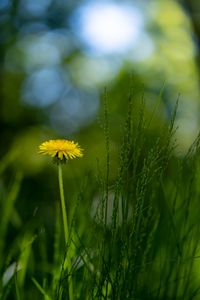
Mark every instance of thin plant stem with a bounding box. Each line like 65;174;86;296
58;163;74;300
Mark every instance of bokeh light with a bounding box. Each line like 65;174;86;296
19;0;52;17
1;0;200;149
70;1;145;55
50;88;99;134
22;67;68;107
0;0;10;11
5;30;73;72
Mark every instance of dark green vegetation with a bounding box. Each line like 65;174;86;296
1;94;200;299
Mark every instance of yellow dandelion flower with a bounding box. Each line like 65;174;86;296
39;139;83;161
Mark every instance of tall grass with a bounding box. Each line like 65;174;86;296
1;91;200;299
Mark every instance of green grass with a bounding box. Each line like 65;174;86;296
0;91;200;299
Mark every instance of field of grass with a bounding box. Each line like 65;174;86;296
1;94;200;300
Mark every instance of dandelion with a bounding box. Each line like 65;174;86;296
38;139;83;162
38;139;83;300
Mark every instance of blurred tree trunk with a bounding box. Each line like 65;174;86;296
181;0;200;69
0;0;19;150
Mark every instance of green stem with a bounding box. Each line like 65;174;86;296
58;163;74;300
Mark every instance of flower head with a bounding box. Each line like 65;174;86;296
39;139;83;162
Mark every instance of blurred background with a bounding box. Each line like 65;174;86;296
0;0;200;232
